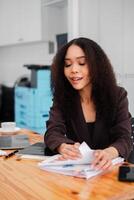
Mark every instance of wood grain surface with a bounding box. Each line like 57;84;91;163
0;129;134;200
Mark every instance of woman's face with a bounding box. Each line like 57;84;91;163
64;45;91;91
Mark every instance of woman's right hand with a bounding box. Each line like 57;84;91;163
57;143;82;160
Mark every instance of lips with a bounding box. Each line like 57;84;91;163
69;77;83;84
71;77;83;81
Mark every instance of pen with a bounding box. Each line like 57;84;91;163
4;150;18;160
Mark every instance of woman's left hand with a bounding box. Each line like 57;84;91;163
91;150;112;170
91;147;119;171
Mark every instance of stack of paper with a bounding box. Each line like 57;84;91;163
38;142;124;179
0;149;7;156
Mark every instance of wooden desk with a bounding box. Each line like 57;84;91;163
0;130;134;200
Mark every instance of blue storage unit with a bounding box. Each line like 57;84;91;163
15;66;52;134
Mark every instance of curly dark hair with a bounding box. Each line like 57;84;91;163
50;37;118;123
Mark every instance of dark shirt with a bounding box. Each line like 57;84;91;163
45;87;132;159
87;122;95;142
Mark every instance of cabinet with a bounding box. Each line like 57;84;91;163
41;0;79;46
42;0;68;41
0;0;42;46
0;0;79;46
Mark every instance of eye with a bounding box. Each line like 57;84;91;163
65;64;71;68
64;62;71;68
77;57;87;66
79;62;85;66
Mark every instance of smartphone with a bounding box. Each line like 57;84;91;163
118;165;134;182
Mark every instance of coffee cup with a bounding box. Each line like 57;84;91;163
1;122;16;131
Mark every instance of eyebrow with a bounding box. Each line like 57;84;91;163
64;56;86;60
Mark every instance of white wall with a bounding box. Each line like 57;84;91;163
123;0;134;117
78;0;134;116
0;42;53;86
0;0;134;116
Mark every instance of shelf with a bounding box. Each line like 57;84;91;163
41;0;67;7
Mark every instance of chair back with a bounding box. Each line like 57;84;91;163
127;118;134;163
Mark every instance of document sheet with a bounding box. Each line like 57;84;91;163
38;142;124;179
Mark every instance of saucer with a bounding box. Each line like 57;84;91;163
0;127;21;133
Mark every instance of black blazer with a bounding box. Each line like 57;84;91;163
45;87;132;159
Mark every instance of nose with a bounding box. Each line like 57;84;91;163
71;63;79;73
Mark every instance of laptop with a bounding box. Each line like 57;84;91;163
0;134;29;149
16;142;56;159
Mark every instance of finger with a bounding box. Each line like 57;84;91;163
56;154;75;161
64;149;81;159
94;158;108;170
64;145;81;156
92;151;103;166
57;155;66;161
60;147;80;159
61;153;79;160
69;145;81;154
94;150;104;159
101;161;112;171
93;153;112;171
74;143;80;148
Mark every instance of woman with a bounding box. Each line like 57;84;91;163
45;37;132;170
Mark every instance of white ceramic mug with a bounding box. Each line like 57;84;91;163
1;122;16;131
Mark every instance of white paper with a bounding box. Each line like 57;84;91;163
39;142;94;166
0;149;7;156
38;142;124;179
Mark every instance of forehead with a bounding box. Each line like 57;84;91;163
65;45;85;58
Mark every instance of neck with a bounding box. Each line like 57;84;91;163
79;86;92;104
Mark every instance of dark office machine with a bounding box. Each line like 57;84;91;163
15;64;52;134
0;84;14;122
